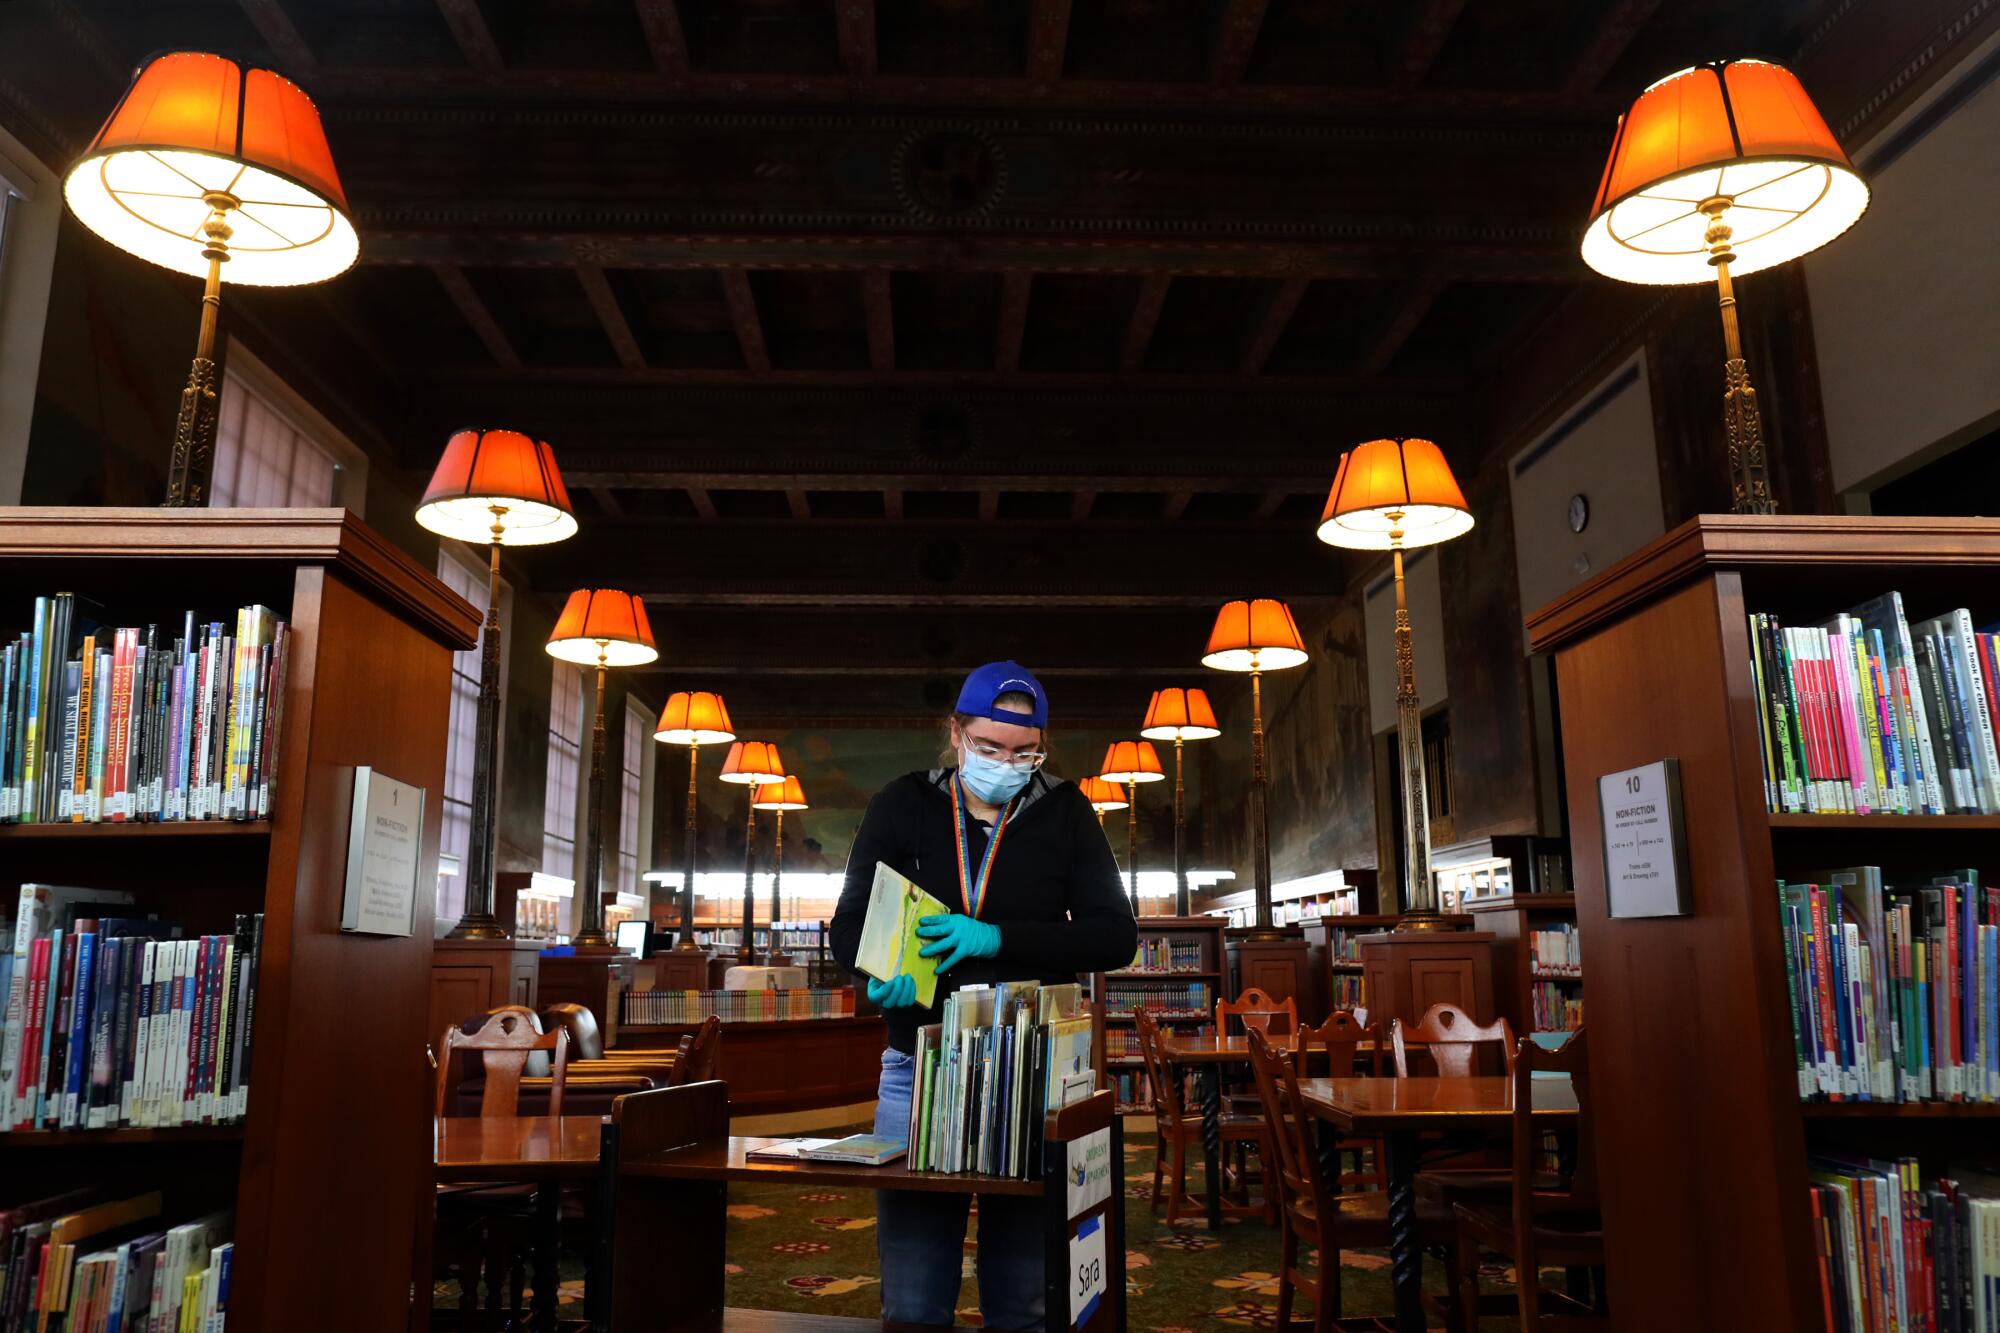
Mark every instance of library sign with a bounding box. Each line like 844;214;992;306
1596;758;1692;919
340;766;426;937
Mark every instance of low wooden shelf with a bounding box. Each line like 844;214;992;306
0;819;272;839
616;1014;886;1111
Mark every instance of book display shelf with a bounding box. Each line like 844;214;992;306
0;508;477;1331
1088;916;1226;1112
1527;514;2000;1332
1463;894;1582;1038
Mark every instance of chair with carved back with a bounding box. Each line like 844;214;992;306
1294;1010;1387;1193
1216;987;1299;1037
1134;1007;1274;1227
433;1009;571;1331
666;1014;722;1086
1389;1003;1517;1078
1452;1031;1607;1329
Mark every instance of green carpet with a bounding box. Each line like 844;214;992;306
445;1123;1555;1329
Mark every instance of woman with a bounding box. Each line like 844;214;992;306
830;660;1137;1330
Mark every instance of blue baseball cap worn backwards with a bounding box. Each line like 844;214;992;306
955;661;1048;729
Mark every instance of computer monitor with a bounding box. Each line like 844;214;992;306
615;919;649;958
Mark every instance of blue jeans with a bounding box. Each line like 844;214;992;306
874;1048;1046;1330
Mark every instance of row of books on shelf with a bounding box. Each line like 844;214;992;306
1809;1157;2000;1333
1329;973;1365;1011
907;981;1091;1179
1;1194;230;1333
1747;595;2000;816
1124;937;1205;973
1110;1069;1153;1110
1321;927;1374;964
1528;922;1581;977
1778;868;1998;1103
3;596;288;825
1;884;261;1132
1101;981;1211;1017
618;986;853;1026
1530;982;1583;1034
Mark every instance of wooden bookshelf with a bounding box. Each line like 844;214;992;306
0;508;479;1332
1526;513;2000;1333
1464;894;1582;1038
1087;915;1225;1113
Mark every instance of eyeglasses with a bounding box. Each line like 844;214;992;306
965;739;1047;770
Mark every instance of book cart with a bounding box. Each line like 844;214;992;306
1526;514;2000;1331
0;508;477;1331
607;1079;1127;1333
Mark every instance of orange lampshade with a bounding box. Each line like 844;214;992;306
1582;59;1868;286
720;741;787;786
1076;776;1129;813
64;52;358;286
1140;687;1221;742
655;691;736;747
1201;599;1308;673
545;589;658;667
753;776;808;811
1316;438;1472;551
415;429;577;546
1100;740;1165;785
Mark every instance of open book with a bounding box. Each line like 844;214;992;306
854;862;951;1009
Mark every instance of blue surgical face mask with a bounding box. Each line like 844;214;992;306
959;744;1032;804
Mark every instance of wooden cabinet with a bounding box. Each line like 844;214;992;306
1225;929;1317;1021
1356;929;1497;1031
428;936;541;1051
537;951;634;1037
617;1016;887;1111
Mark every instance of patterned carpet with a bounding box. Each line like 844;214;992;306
440;1121;1551;1330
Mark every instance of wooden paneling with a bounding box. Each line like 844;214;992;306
1226;936;1317;1022
430;938;543;1053
1357;931;1496;1032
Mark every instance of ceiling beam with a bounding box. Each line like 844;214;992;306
1563;0;1665;96
718;268;771;374
785;488;812;520
427;365;1462;392
589;486;625;517
434;0;504;76
1161;492;1193;521
685;486;719;520
430;264;521;369
1070;491;1096;520
634;0;691;79
235;0;317;74
564;469;1332;495
1119;274;1172;373
634;663;1194;679
1027;0;1073;83
1209;0;1271;85
861;270;895;373
995;272;1033;373
1252;492;1289;520
1238;277;1310;377
977;490;999;521
633;591;1309;608
575;263;646;371
835;0;878;79
1356;275;1449;377
1394;0;1471;91
363;230;1577;284
883;489;903;520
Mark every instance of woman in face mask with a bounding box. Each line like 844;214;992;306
829;660;1137;1331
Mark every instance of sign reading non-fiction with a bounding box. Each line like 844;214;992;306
341;766;426;936
1596;757;1691;919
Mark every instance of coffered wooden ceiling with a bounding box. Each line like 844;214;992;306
0;0;1853;721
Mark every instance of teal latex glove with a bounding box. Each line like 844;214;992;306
916;914;1002;975
866;975;918;1009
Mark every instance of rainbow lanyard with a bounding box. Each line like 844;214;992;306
950;774;1018;920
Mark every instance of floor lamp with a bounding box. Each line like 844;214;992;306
1140;688;1221;917
754;777;808;959
63;52;358;505
546;589;658;949
1078;777;1128;829
654;691;735;950
720;741;786;963
1581;59;1868;514
1202;600;1308;934
1100;741;1165;913
1316;439;1471;928
417;429;576;939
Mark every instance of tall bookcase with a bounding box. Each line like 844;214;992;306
1526;514;2000;1332
1088;915;1226;1112
0;508;477;1332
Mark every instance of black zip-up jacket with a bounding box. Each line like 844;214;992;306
831;768;1139;1054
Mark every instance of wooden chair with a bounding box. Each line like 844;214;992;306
1294;1010;1386;1193
434;1009;571;1330
1452;1031;1607;1329
1216;987;1299;1036
1134;1007;1275;1227
1245;1025;1393;1331
666;1014;722;1086
1390;1003;1517;1078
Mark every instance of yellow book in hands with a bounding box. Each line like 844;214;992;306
855;862;951;1009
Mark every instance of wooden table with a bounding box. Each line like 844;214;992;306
1296;1076;1577;1333
435;1115;614;1331
1156;1032;1320;1231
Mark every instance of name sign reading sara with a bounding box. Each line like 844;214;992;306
1596;758;1691;919
341;766;426;937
